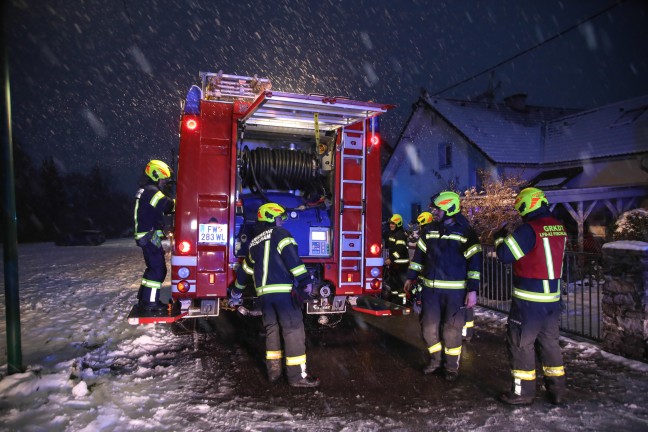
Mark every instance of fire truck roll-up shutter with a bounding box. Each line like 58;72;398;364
239;91;392;134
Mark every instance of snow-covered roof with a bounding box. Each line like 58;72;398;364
415;94;648;164
422;96;570;163
544;94;648;163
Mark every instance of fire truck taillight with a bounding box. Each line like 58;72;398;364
178;240;192;254
177;280;190;293
185;118;198;130
370;243;381;256
370;279;381;290
370;134;380;146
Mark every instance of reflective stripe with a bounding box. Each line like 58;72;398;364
262;240;270;286
445;346;462;356
542;237;555;279
141;278;161;289
464;244;482;259
409;262;423;272
134;231;148;240
393;251;401;259
420;278;466;289
464;320;474;328
257;284;293;295
286;354;306;366
428;342;442;354
150;191;165;207
417;238;427;253
543;365;565;377
426;232;440;239
512;369;536;380
235;281;246;290
395;240;406;246
441;234;467;243
467;271;480;280
494;237;505;247
513;287;560;303
505;235;525;260
266;350;283;360
278;237;297;253
242;260;254;275
393;259;409;264
290;264;307;277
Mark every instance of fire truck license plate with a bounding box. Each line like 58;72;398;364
198;223;227;245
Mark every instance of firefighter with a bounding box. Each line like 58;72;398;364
408;211;435;314
404;191;482;382
384;213;410;304
231;203;320;388
134;159;175;312
496;187;567;406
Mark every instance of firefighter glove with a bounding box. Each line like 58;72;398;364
293;283;313;306
228;287;243;307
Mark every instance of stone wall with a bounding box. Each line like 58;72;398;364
601;241;648;362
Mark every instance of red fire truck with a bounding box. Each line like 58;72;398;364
128;71;408;325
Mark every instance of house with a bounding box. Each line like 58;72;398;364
382;92;648;246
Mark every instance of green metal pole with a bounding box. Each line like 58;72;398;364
2;0;23;375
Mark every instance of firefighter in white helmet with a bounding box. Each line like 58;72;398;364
231;203;320;388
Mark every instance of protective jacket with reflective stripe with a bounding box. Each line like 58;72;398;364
134;181;175;239
386;227;410;264
495;207;567;302
235;224;310;296
406;215;482;292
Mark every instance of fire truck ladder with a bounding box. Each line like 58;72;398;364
338;122;367;291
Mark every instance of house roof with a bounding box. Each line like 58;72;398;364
543;94;648;163
422;96;571;163
418;94;648;164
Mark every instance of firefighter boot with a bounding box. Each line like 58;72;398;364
499;378;536;406
423;357;441;375
287;364;320;388
544;374;566;405
267;359;282;384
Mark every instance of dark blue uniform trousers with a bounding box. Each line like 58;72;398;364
138;242;167;305
506;299;565;397
260;292;307;383
420;288;466;371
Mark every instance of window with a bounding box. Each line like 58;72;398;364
439;142;452;169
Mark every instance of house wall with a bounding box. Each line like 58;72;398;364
383;107;493;224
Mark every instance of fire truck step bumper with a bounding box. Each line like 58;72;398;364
127;304;188;325
350;295;411;316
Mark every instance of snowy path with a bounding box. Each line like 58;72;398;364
1;239;648;431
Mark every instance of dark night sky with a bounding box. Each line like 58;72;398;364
7;0;648;193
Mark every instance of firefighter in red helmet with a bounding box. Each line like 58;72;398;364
495;187;567;405
134;160;175;312
404;191;482;382
231;203;320;388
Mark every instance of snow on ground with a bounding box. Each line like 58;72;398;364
1;239;648;431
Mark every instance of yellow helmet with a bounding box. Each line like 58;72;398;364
431;191;460;216
258;202;287;223
389;214;403;228
145;159;172;181
515;187;548;216
417;211;434;226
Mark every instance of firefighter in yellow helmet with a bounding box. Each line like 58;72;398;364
134;160;175;312
404;191;482;382
495;187;567;405
408;211;435;313
383;213;410;304
231;203;320;388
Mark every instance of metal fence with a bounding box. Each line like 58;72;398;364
479;244;603;341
